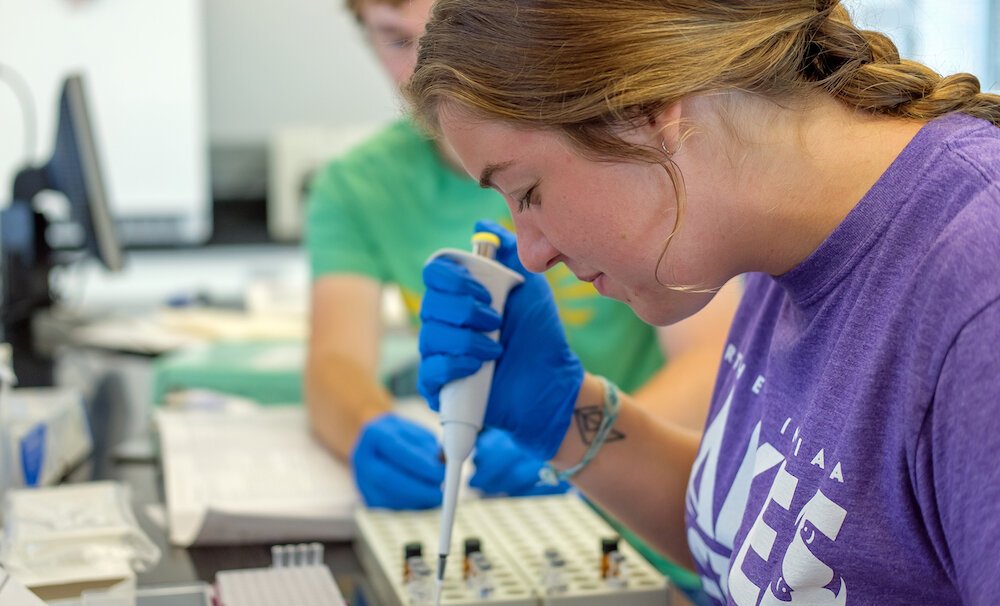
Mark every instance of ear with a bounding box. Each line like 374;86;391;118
646;102;684;155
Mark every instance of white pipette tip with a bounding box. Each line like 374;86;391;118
437;554;447;581
434;576;444;606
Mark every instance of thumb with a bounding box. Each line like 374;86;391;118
473;220;527;275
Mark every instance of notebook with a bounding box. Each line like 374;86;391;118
157;406;358;546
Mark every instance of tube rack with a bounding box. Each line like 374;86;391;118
354;494;672;605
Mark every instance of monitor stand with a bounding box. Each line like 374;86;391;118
2;169;57;387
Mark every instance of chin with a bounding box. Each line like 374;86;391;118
630;292;713;327
637;309;681;327
627;301;676;327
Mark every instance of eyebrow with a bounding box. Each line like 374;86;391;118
479;160;515;189
368;24;416;39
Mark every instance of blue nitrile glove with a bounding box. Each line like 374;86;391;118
471;428;572;496
419;220;584;461
351;414;444;509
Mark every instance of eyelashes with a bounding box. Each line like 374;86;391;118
517;185;538;213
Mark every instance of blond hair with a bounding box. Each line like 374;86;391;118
404;0;1000;290
405;0;1000;160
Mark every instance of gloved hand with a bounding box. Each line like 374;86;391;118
471;428;571;496
351;414;444;509
419;220;584;461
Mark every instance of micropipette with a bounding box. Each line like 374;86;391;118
425;232;524;605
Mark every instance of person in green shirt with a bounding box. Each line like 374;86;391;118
305;0;739;600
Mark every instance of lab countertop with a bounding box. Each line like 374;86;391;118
67;416;375;603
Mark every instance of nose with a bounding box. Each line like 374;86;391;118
403;46;418;77
512;217;561;273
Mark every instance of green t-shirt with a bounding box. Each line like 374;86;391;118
306;119;663;392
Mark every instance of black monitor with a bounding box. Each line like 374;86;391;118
1;73;124;386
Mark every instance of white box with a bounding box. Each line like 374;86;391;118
0;387;92;493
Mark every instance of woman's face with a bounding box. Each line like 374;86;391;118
360;0;435;87
438;110;730;326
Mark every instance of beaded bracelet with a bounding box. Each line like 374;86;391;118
538;376;621;486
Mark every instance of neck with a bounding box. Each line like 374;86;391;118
689;94;926;277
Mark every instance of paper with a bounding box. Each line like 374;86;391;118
0;567;48;606
0;482;155;594
157;407;358;546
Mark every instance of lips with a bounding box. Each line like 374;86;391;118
572;270;610;296
593;273;608;296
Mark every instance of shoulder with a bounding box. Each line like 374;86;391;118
341;119;433;168
916;114;1000;197
919;152;1000;316
899;135;1000;383
939;114;1000;183
894;116;1000;313
309;119;439;201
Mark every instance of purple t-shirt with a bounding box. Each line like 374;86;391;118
685;114;1000;605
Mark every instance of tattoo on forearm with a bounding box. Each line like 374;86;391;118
573;406;625;445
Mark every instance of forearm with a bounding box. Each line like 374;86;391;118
305;350;393;461
550;374;700;570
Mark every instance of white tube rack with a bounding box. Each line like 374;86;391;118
354;494;672;606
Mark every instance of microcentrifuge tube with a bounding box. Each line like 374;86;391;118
463;537;482;580
276;544;293;568
295;543;310;566
600;537;620;578
467;552;494;598
404;542;424;582
607;551;628;589
406;559;434;605
309;542;325;565
541;550;568;595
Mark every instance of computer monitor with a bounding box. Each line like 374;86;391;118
1;73;124;386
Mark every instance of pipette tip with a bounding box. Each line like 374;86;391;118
437;553;447;581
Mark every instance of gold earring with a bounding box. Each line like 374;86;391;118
660;140;674;158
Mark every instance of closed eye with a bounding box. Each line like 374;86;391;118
517;185;538;213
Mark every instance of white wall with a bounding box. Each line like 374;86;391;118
849;0;998;90
205;0;399;146
0;0;400;245
0;0;210;243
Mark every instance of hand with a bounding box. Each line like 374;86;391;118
419;220;584;460
351;414;444;509
471;428;571;497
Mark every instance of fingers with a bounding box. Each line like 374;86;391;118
423;258;494;302
352;415;445;510
471;429;548;496
357;454;443;509
420;288;501;331
472;220;526;274
418;354;485;409
419;322;502;359
383;420;446;486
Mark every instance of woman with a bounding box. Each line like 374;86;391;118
409;1;1000;604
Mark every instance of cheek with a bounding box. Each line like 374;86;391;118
373;51;412;86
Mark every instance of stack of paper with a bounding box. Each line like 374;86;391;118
157;407;358;546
